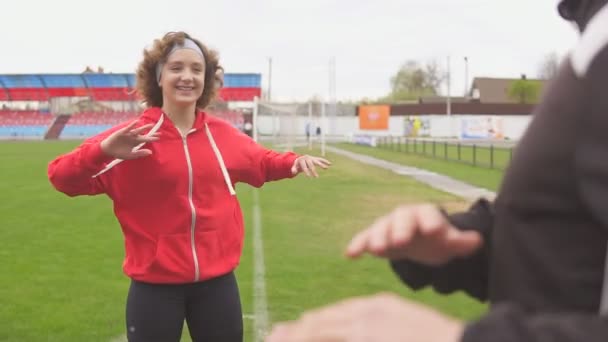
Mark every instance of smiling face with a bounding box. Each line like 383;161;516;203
136;32;221;110
159;48;206;108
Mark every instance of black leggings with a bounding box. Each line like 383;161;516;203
126;272;243;342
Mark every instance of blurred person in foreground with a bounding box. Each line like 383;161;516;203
267;1;608;341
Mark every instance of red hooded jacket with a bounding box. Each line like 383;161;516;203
48;107;298;283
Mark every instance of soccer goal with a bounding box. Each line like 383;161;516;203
253;99;327;154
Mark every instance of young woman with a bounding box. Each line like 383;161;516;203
48;31;330;342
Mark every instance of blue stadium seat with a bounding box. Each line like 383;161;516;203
60;125;113;138
0;125;47;138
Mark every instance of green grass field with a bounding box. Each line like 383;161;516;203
1;141;488;341
334;142;504;192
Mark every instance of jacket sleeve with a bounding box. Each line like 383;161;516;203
574;47;608;234
231;129;299;187
461;303;608;342
47;132;116;197
390;198;494;301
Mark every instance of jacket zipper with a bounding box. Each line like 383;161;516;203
181;133;200;282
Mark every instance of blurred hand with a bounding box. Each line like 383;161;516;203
100;121;160;160
345;204;482;266
266;292;464;342
291;155;331;177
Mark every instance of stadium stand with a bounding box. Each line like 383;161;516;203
0;72;261;139
61;112;139;138
0;111;54;139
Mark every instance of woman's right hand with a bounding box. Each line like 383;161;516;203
100;121;160;160
345;204;483;266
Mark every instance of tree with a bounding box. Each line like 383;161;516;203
383;60;445;102
423;60;444;92
537;52;561;80
508;75;542;104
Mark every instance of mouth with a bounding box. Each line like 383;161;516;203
176;86;195;91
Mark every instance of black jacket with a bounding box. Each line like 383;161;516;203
391;4;608;341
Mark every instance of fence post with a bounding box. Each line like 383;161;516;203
473;144;477;166
490;145;495;169
444;142;448;160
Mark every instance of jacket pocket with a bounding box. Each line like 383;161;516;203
194;229;228;276
228;199;245;259
147;233;193;282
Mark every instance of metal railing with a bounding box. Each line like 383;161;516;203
376;137;515;171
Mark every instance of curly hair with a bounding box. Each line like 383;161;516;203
136;32;220;109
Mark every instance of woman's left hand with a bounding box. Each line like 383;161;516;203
291;155;331;177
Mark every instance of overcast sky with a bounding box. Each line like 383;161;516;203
1;0;578;101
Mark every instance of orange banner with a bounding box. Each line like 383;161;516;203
358;105;390;130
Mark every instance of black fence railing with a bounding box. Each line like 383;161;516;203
376;137;515;171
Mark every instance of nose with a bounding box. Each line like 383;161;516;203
180;69;194;83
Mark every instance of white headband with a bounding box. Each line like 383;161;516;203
156;38;205;83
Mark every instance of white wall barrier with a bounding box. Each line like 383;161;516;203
256;114;532;142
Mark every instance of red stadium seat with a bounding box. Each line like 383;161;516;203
7;89;49;101
218;88;262;101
